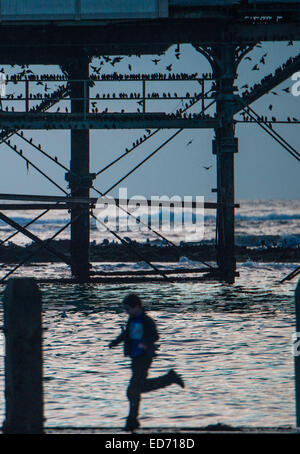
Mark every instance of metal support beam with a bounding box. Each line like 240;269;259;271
0;211;72;266
64;57;92;282
212;44;237;284
0;112;217;130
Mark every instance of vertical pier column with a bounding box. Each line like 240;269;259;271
212;45;237;283
295;279;300;427
64;56;92;282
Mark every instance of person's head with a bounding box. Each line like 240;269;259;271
122;293;143;317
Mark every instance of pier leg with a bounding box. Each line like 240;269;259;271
64;57;92;282
212;45;237;283
3;278;43;434
295;279;300;427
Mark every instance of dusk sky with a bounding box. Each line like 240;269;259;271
0;41;299;203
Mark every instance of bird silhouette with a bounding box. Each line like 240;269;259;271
111;57;123;66
175;53;180;60
245;56;252;61
128;64;132;71
241;84;249;89
287;40;294;46
252;64;259;71
186;139;193;146
166;64;172;71
152;59;160;65
260;57;266;64
268;104;273;111
203;165;212;170
282;87;290;93
271;91;278;96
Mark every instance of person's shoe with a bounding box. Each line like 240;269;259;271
123;417;140;432
168;369;185;388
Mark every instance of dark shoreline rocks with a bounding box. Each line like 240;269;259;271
0;240;299;264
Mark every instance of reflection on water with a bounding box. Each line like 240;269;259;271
0;262;298;428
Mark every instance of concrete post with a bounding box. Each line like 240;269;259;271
3;278;43;434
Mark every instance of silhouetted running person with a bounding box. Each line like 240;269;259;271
109;293;185;431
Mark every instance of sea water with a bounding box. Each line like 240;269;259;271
0;199;299;428
0;199;299;248
0;261;298;429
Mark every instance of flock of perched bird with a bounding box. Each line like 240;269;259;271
0;42;298;177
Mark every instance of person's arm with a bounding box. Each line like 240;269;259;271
108;326;126;348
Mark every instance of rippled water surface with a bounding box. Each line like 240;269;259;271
0;262;298;428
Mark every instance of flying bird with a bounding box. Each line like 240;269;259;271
252;64;259;71
91;65;101;74
245;56;252;61
287;40;294;46
166;64;172;71
111;57;123;66
186;139;193;146
203;165;212;170
282;87;290;93
152;59;160;65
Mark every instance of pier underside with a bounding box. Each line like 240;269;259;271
0;4;299;284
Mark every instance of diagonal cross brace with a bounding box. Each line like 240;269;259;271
0;211;72;266
233;53;300;116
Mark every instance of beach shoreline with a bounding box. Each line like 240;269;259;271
0;240;299;264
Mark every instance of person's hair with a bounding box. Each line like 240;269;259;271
122;293;142;307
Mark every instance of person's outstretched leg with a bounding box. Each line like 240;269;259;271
142;368;185;393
